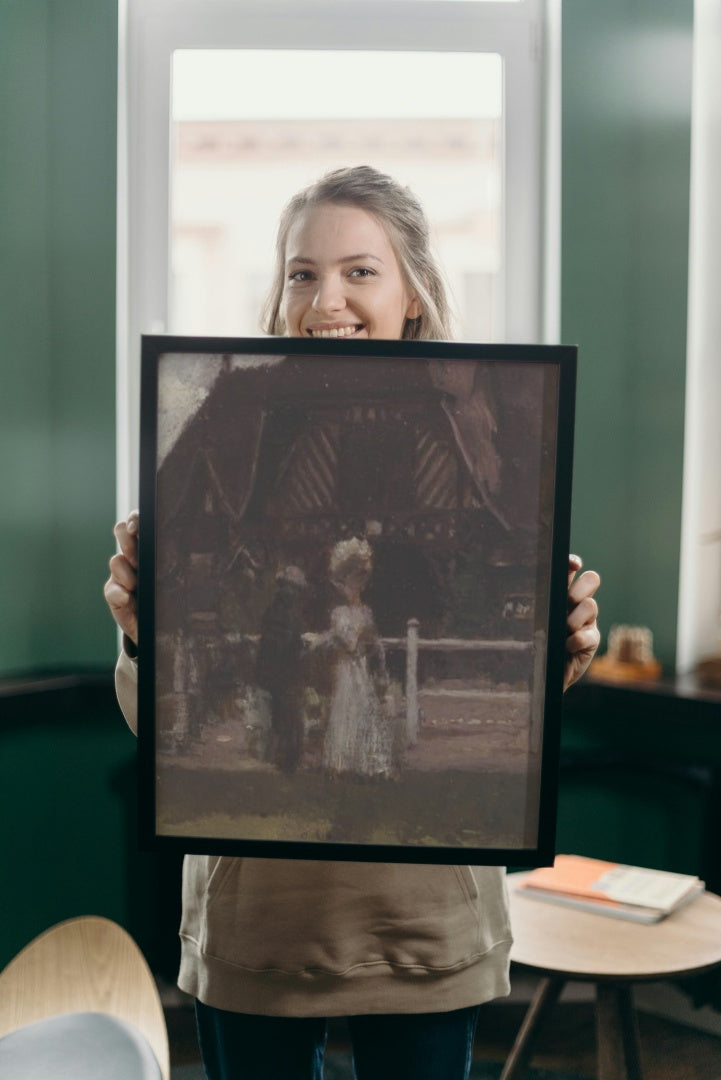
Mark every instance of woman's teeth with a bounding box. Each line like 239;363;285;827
310;325;360;338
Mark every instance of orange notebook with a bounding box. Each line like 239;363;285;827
516;855;704;923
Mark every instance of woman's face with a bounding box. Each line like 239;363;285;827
280;203;421;340
334;564;369;603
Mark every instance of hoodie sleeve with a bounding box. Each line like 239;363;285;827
115;646;139;736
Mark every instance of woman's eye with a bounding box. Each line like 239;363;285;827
288;269;313;283
349;267;375;279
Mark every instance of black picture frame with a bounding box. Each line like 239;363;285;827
138;335;576;865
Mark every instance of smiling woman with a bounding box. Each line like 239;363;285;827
282;205;420;340
106;149;599;1080
263;167;452;342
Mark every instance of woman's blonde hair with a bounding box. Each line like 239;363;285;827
261;165;454;341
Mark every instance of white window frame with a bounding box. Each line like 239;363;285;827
117;0;559;513
676;0;721;674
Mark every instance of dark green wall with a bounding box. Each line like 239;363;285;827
0;682;183;974
563;0;693;669
557;680;721;888
0;0;118;675
0;0;129;968
1;686;134;966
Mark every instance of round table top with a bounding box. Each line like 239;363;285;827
508;871;721;981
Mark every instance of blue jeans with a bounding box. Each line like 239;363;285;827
195;1000;481;1080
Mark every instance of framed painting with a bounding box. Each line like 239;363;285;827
137;336;576;865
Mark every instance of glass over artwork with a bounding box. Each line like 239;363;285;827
138;337;575;864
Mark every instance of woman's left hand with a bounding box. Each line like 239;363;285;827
564;555;601;691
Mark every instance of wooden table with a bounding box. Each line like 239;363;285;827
502;873;721;1080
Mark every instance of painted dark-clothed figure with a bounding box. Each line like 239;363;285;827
255;565;309;773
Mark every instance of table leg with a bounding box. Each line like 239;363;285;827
499;976;565;1080
596;982;643;1080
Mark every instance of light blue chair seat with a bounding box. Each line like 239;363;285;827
0;917;169;1079
0;1011;162;1079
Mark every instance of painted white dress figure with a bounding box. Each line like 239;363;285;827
322;538;393;778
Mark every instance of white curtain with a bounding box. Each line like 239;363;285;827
677;0;721;672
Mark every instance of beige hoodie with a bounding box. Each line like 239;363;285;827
116;651;512;1016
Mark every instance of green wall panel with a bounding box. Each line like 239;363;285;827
559;682;721;886
47;1;119;667
562;1;693;669
0;684;184;976
0;0;118;675
0;2;54;669
0;697;134;967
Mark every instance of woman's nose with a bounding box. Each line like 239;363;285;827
312;274;345;314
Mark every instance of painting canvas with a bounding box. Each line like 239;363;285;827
137;336;576;864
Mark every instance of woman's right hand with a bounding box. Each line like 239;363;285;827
103;510;139;646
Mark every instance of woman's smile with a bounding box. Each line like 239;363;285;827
306;323;365;339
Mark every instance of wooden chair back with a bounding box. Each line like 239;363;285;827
0;916;169;1080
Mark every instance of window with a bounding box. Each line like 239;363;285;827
118;0;557;510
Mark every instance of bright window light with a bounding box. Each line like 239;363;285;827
173;50;502;121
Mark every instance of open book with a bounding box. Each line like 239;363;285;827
515;854;705;923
